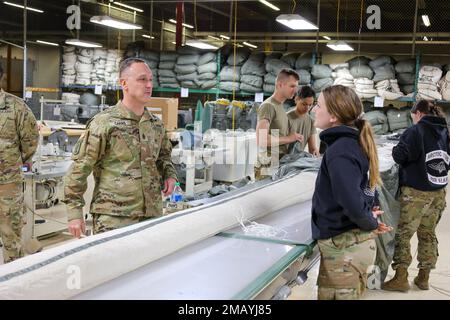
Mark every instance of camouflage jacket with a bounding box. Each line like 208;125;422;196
64;101;178;221
0;89;39;184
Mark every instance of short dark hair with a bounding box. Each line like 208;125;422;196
296;86;315;99
119;57;149;77
0;61;3;79
276;68;299;82
411;99;444;118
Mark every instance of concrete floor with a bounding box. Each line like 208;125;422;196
289;185;450;300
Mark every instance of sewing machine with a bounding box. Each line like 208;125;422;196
171;130;215;197
22;105;86;242
22;157;72;241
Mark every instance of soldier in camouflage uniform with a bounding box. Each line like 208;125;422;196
64;58;177;237
382;100;449;292
0;62;39;262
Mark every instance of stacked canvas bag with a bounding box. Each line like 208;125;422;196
331;63;355;89
417;65;443;100
104;49;121;87
175;46;200;89
139;49;160;88
370;56;404;100
75;48;94;85
264;57;290;94
311;64;333;97
91;48;108;85
262;52;282;93
354;78;377;99
395;59;416;95
348;56;377;98
295;52;314;92
158;51;179;88
295;52;314;71
281;52;310;86
440;66;450;127
61;46;76;85
386;107;413;133
375;79;404;100
196;52;218;89
219;48;249;92
240;52;265;93
363;110;389;135
439;70;450;101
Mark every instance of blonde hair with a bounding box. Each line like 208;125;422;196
322;85;381;189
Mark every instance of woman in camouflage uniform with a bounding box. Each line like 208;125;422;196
382;100;449;292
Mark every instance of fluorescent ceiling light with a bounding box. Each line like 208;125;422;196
326;40;354;51
3;1;43;13
243;41;257;49
36;40;59;46
276;14;318;30
422;14;430;27
186;40;218;50
142;34;155;39
258;0;280;11
323;36;331;40
208;35;222;41
423;36;429;41
90;15;142;30
168;19;194;29
171;41;185;46
220;34;230;40
112;1;143;13
65;39;102;48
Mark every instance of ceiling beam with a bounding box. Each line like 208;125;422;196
217;39;450;45
418;0;427;9
194;3;230;18
195;31;450;38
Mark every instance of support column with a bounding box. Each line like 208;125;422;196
6;45;11;92
175;1;184;49
412;0;419;57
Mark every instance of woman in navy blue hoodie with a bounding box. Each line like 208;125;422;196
311;85;391;300
382;100;449;292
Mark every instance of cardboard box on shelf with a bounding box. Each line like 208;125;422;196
146;97;178;130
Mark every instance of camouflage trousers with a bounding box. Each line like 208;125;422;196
0;182;24;263
392;186;446;271
92;213;151;235
254;166;268;181
254;165;275;181
317;229;377;300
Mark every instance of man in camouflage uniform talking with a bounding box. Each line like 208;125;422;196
65;58;178;237
0;61;39;262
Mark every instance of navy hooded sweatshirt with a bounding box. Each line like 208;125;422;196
392;115;450;191
311;126;378;240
